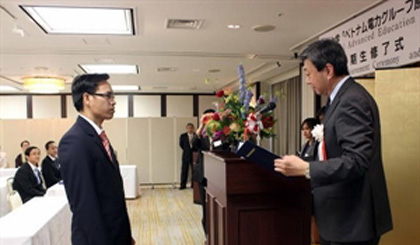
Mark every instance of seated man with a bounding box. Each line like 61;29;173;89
15;140;30;168
13;146;46;203
42;140;61;188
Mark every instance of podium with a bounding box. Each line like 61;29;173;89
204;150;311;245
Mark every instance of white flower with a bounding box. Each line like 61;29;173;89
312;124;324;142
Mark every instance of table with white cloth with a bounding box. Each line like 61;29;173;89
45;181;66;197
0;176;11;217
119;165;140;198
0;168;17;178
0;196;71;245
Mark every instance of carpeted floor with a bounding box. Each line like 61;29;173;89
126;187;205;245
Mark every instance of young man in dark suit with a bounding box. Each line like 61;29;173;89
13;146;46;203
59;74;134;245
41;140;61;188
179;123;196;189
274;40;392;245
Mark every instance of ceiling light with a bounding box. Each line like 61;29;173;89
20;6;134;35
79;64;139;74
252;25;276;32
227;24;240;29
22;76;65;93
0;85;19;92
112;85;140;91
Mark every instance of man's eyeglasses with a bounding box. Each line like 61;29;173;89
89;92;115;101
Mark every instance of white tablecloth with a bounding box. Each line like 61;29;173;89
0;176;11;218
0;196;71;245
120;165;140;198
0;168;17;178
45;182;66;197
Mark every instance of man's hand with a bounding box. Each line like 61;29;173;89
274;155;309;177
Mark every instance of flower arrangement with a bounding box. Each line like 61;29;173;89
203;65;277;147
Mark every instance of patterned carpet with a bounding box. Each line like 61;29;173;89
126;187;205;245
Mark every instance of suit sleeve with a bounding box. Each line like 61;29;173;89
179;134;183;149
59;135;111;245
310;96;374;188
42;159;59;187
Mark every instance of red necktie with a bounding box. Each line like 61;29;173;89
322;139;328;160
99;131;112;161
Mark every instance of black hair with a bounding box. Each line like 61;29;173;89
71;73;110;112
45;140;55;151
316;106;327;120
300;39;349;77
203;109;215;114
25;146;40;157
186;123;194;128
301;117;320;130
20;140;30;147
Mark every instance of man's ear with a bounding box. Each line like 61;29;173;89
324;63;335;80
82;92;91;108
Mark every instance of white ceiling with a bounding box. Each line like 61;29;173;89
0;0;379;93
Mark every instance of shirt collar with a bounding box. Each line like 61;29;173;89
48;155;56;161
329;75;350;104
79;114;103;135
27;161;39;171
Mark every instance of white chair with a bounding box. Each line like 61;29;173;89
6;177;14;193
7;191;22;210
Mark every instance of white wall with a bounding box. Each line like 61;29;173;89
167;95;193;117
199;95;216;115
114;95;128;118
0;96;26;119
133;95;160;117
32;96;61;119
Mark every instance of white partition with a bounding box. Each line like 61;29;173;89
167;96;193;117
103;118;128;165
32;96;61;119
127;118;151;183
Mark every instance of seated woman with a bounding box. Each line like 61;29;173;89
299;117;320;161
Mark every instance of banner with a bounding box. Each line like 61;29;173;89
320;0;420;77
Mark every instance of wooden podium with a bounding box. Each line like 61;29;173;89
204;150;311;245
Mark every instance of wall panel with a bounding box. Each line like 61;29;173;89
32;96;60;119
167;96;193;117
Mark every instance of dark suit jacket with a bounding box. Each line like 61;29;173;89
15;154;24;168
12;163;46;203
179;133;196;163
59;116;132;245
300;140;319;162
310;78;392;242
192;136;211;185
42;156;62;188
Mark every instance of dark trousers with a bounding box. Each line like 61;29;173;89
180;159;193;188
320;237;380;245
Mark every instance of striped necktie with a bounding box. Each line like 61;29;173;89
99;131;112;161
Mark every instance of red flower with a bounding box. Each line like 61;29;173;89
258;97;265;104
223;126;231;135
216;90;225;98
212;112;220;121
262;116;274;128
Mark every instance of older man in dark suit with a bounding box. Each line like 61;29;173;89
274;40;392;245
42;140;61;188
59;74;134;245
179;123;196;189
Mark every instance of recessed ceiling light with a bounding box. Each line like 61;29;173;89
20;5;134;35
227;24;240;29
79;64;139;74
208;69;221;73
0;85;19;92
112;85;140;91
252;25;276;32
